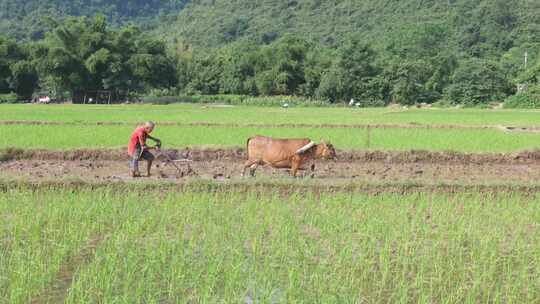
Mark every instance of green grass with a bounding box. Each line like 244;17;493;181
2;124;540;152
2;187;540;303
369;128;540;152
2;104;540;126
0;125;362;150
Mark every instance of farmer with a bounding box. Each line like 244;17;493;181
128;121;161;177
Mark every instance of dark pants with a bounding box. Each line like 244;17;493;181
129;144;155;172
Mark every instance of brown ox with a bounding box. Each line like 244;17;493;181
242;135;337;177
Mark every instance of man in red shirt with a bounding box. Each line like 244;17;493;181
128;121;161;177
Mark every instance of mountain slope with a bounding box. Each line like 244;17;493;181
0;0;190;40
164;0;539;58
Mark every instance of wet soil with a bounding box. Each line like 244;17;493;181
3;147;540;165
1;153;539;186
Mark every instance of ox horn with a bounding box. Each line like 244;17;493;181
296;141;316;154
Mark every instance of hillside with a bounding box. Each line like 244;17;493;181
1;0;540;106
150;0;540;106
165;0;539;57
0;0;190;40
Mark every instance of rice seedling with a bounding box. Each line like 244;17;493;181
2;104;540;127
2;187;540;303
3;124;540;152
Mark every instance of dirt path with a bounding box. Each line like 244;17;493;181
3;148;540;187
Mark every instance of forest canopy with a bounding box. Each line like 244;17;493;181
0;0;189;40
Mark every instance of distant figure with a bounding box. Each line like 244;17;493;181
38;95;50;104
349;98;355;106
128;121;161;177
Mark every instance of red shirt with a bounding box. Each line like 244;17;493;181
128;127;148;156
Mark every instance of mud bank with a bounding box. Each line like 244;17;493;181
1;120;532;131
2;179;540;196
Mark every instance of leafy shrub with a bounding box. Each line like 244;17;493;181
141;94;332;107
142;95;246;105
142;95;196;104
431;99;455;108
0;93;19;104
504;85;540;109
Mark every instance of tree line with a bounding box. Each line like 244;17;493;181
176;34;539;107
1;15;539;106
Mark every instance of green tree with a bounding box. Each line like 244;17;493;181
35;16;177;99
0;38;14;92
128;37;176;90
388;61;432;105
0;37;38;98
316;66;346;103
186;55;222;94
9;60;39;99
317;39;379;103
445;59;512;105
217;42;258;94
256;36;310;95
